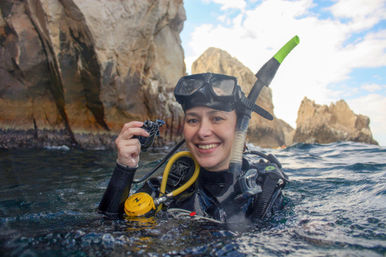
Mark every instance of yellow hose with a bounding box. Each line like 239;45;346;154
125;151;200;217
160;151;200;197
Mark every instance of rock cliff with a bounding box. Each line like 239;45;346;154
0;0;185;148
192;47;295;148
1;1;377;149
294;97;378;145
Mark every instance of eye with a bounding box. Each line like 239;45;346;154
212;116;225;123
186;118;199;125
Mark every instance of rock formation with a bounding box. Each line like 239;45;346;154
192;47;295;148
294;97;378;145
0;0;185;148
1;1;377;149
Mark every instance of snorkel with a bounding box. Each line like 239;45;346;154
217;35;300;215
231;35;300;168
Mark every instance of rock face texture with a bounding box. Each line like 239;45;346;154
0;0;185;148
294;97;378;145
192;47;295;148
1;1;377;149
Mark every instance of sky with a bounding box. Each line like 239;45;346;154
181;0;386;146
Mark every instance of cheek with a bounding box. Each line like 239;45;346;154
224;130;235;146
224;118;237;138
183;126;193;142
223;123;236;146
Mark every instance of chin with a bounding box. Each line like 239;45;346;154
197;159;216;170
198;159;224;171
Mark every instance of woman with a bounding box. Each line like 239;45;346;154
98;73;287;222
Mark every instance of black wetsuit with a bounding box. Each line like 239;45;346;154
98;152;288;222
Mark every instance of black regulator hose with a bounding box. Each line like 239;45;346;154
133;139;185;183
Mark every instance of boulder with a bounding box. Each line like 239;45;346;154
192;47;295;148
293;97;378;145
0;0;186;148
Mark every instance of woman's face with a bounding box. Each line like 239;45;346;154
183;106;237;171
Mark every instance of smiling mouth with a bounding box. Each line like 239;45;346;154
197;143;219;150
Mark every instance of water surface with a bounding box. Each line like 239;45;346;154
0;142;385;256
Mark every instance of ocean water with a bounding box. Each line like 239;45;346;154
0;142;385;256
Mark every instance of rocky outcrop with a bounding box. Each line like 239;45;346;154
294;97;378;145
0;0;185;149
2;1;376;149
192;47;295;148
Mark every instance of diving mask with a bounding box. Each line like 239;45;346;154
174;73;241;112
174;73;273;120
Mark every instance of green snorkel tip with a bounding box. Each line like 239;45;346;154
274;35;300;64
249;35;300;102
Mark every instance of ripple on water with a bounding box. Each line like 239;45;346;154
0;142;385;256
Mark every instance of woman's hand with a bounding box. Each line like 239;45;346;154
115;121;149;168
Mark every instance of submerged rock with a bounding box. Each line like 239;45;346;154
293;97;378;145
192;47;294;148
0;0;186;148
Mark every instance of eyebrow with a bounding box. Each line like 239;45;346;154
185;110;224;117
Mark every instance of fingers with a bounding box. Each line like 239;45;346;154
116;142;140;168
116;138;141;157
118;121;149;140
115;121;149;168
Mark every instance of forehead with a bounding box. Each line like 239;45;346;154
185;106;234;116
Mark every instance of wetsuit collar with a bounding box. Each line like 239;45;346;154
198;158;249;185
198;168;234;198
199;168;233;183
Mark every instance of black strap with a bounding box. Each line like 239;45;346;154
240;97;273;120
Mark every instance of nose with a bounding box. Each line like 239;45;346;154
197;118;213;139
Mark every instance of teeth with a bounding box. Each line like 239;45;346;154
198;144;218;150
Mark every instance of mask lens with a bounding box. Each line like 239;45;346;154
211;78;235;96
176;78;204;96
